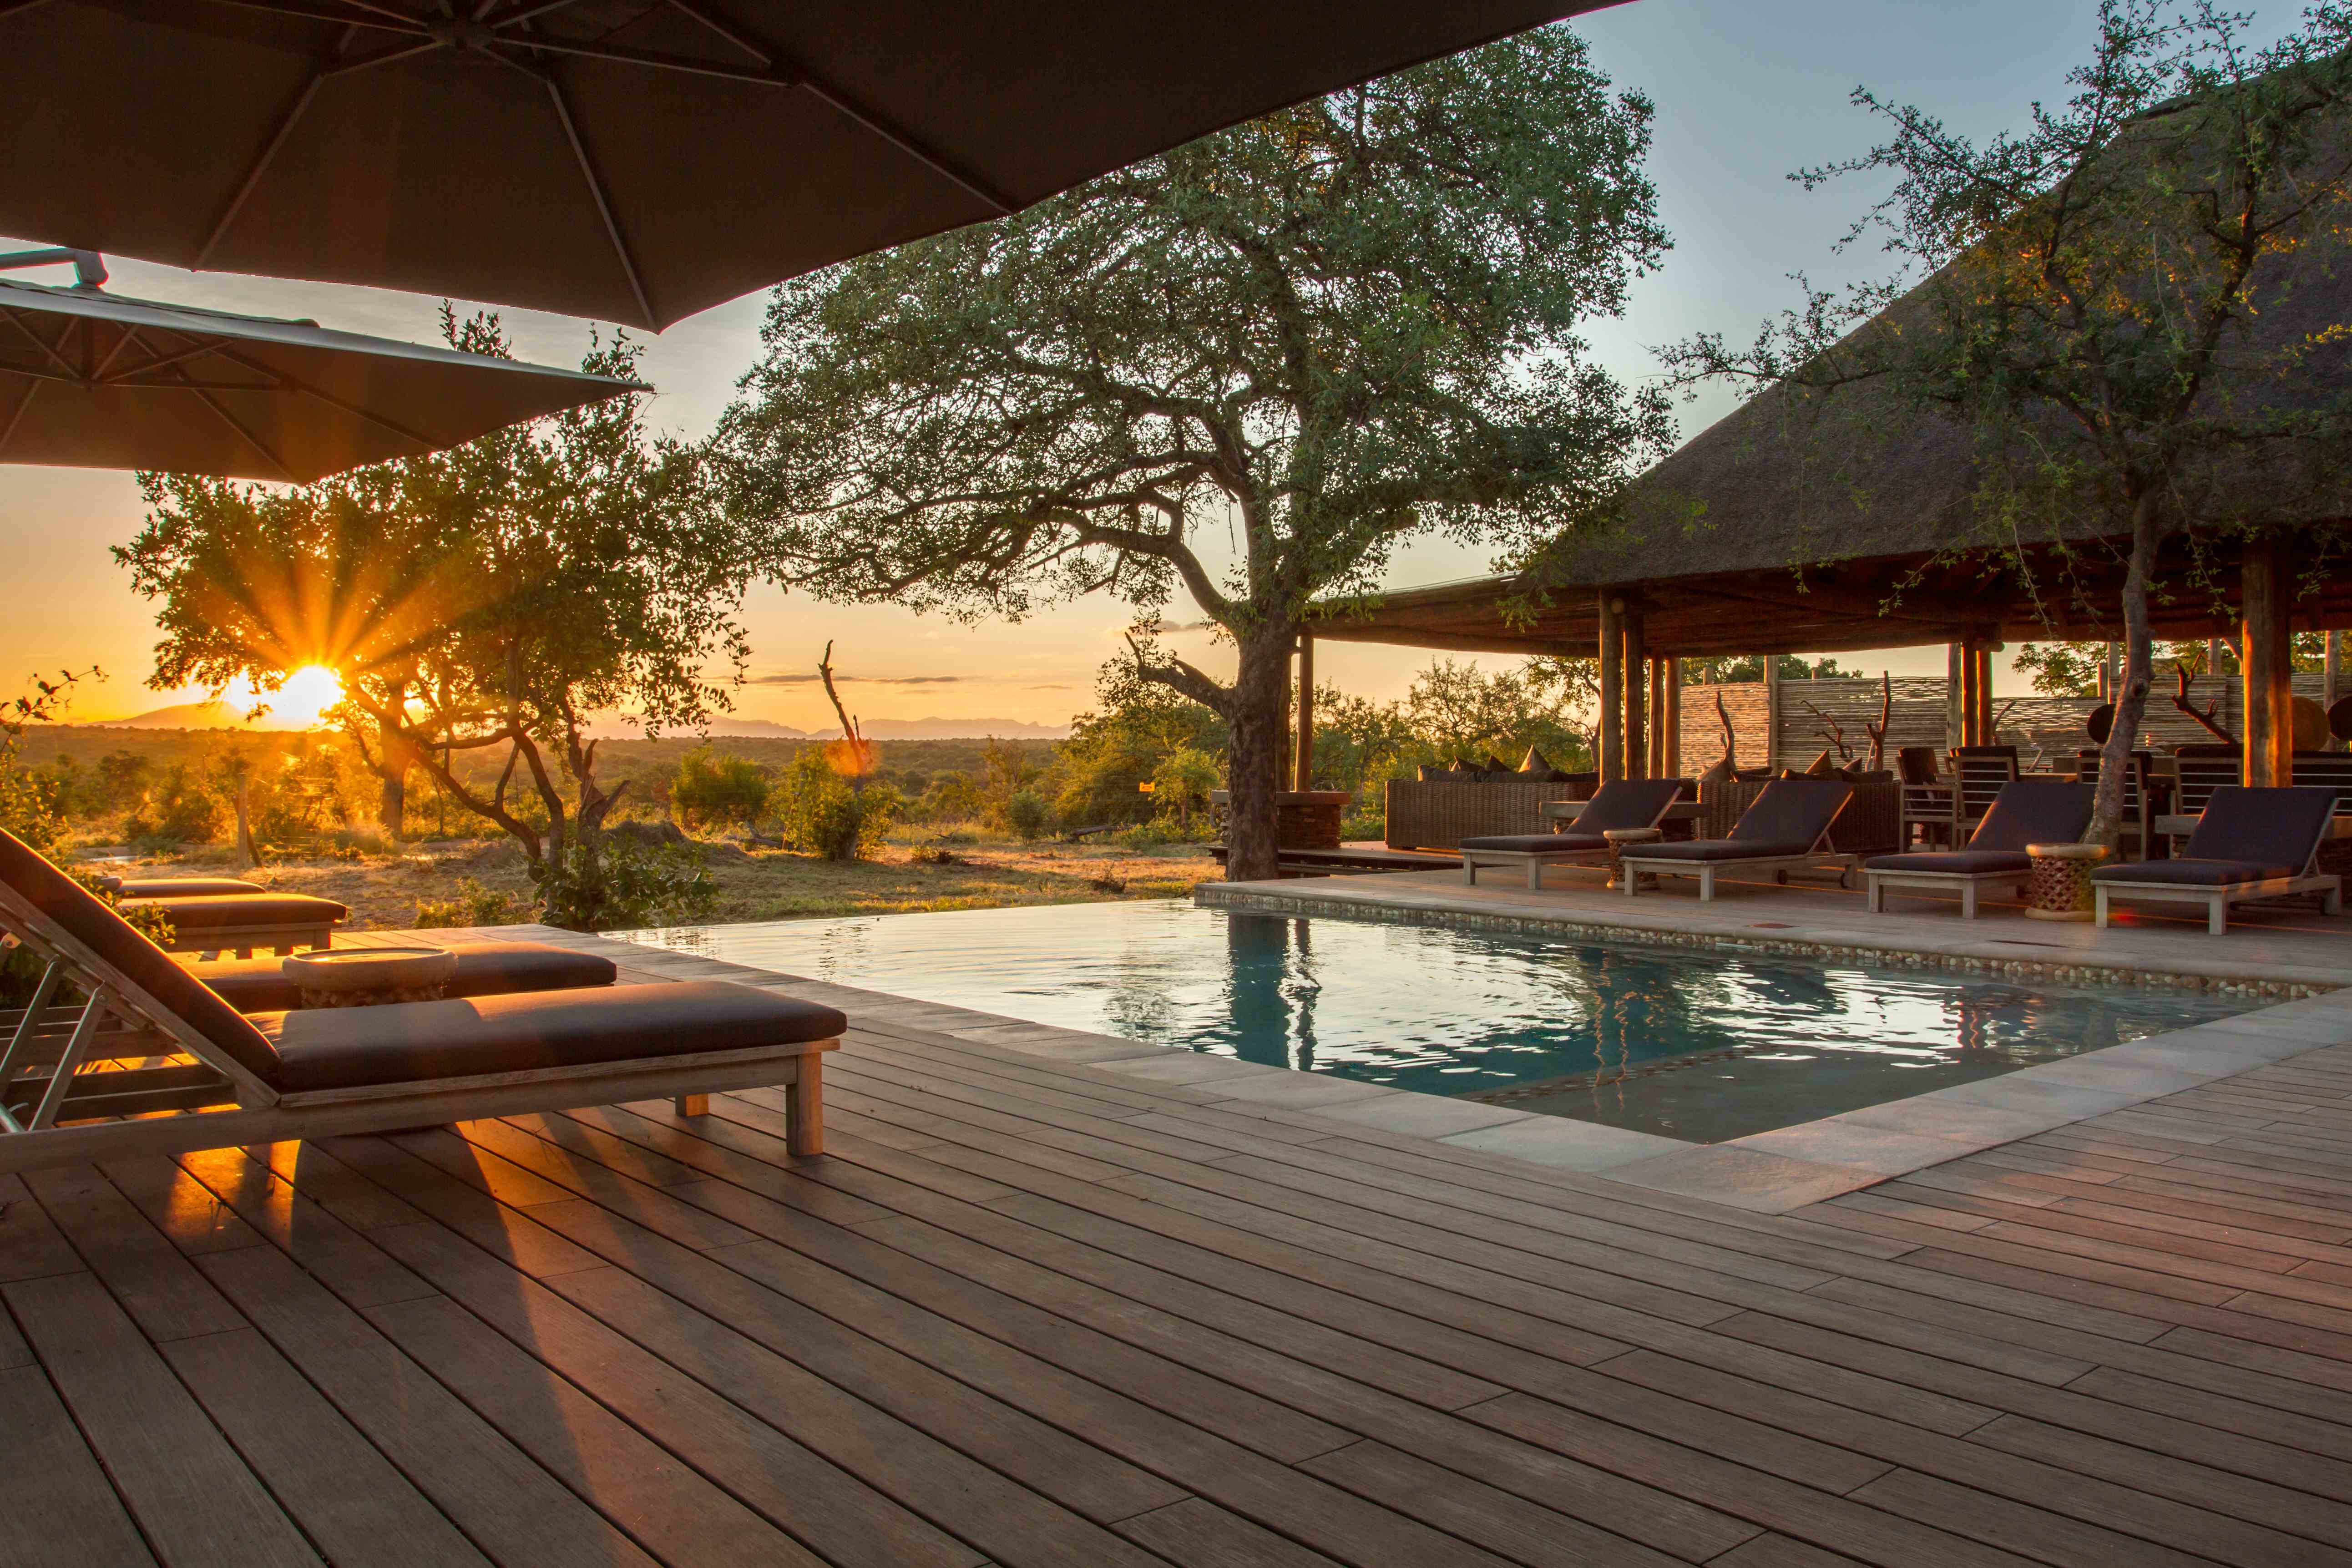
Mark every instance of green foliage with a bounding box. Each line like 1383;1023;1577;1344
1004;789;1050;841
719;26;1668;878
4;864;173;1006
529;838;718;931
412;877;531;928
774;749;900;861
0;669;96;854
122;763;224;847
1148;748;1222;832
1681;654;1851;683
916;770;986;823
1402;658;1594;766
672;747;772;830
1048;668;1225;828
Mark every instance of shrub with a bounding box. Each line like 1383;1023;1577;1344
1004;788;1049;841
123;764;223;847
774;749;899;860
672;747;771;830
413;877;532;928
529;837;718;931
4;866;173;1005
918;770;986;822
1148;747;1221;830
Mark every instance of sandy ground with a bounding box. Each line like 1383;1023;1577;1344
79;832;1222;931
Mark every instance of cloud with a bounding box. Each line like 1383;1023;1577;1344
747;673;971;686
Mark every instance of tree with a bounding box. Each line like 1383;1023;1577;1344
124;316;753;926
1402;657;1595;765
672;747;772;830
716;27;1669;880
1663;0;2352;845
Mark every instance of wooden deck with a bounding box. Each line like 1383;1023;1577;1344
10;935;2352;1567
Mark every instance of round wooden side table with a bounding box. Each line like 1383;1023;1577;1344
2023;842;2109;922
281;947;459;1008
1604;827;1662;890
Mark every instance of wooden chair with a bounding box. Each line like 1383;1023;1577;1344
0;829;838;1171
1952;746;2019;838
2074;749;2155;860
2291;751;2352;815
1897;746;1956;849
2172;744;2243;814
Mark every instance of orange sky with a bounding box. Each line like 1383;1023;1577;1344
0;0;2147;732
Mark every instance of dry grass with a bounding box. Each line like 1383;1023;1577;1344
81;831;1221;932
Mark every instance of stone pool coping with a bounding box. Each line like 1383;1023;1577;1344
611;901;2352;1214
1198;877;2340;998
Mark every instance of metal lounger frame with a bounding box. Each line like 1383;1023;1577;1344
1865;865;2030;920
0;876;832;1171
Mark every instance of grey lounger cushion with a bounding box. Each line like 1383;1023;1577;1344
1964;781;2097;854
99;876;268;898
1459;833;1607;854
190;942;617;1013
1632;839;1818;862
2175;784;2338;867
118;892;349;930
1866;850;2033;875
258;982;847;1093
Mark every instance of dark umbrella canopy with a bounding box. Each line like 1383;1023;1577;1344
0;0;1604;330
0;262;644;481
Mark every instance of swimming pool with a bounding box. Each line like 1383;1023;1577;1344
622;900;2254;1143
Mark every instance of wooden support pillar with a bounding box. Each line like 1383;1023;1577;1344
2326;630;2342;745
1622;611;1647;779
1598;596;1623;783
1293;633;1315;792
1660;658;1682;779
1956;642;1979;746
1973;646;1995;747
1946;643;1964;752
2243;535;2294;786
1763;654;1783;772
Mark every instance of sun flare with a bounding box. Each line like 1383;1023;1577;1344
218;665;345;728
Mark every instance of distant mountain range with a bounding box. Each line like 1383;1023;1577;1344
68;706;1072;741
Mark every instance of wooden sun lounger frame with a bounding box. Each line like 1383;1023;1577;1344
1865;864;2031;920
0;877;833;1172
2093;855;2343;936
165;919;337;960
1615;804;1859;903
1459;795;1688;890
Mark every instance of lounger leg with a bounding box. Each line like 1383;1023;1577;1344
1868;880;1883;914
2209;896;2226;937
2094;888;2109;928
1464;860;1478;886
1526;859;1542;891
786;1058;824;1156
2328;881;2344;916
674;1094;709;1117
1698;868;1715;902
1961;884;1977;920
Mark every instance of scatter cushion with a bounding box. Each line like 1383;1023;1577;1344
118;892;348;930
2093;858;2298;887
257;980;845;1094
1417;764;1450;781
1801;750;1836;777
1481;755;1512;776
1459;834;1607;854
1625;839;1818;862
100;876;267;897
1517;747;1553;775
1866;851;2033;875
190;941;618;1013
1696;756;1735;787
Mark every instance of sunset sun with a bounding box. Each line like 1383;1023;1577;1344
217;664;344;728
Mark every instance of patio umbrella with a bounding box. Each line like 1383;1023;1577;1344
0;0;1603;330
0;249;643;481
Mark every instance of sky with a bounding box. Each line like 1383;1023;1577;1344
0;1;2299;731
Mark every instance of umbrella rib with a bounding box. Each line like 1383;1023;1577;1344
204;341;443;451
181;379;301;483
100;339;235;386
0;308;81;382
540;73;656;327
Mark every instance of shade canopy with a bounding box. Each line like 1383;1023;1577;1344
0;265;643;481
0;0;1606;330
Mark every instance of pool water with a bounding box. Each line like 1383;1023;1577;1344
622;900;2254;1143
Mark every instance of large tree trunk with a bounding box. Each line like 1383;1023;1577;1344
1223;632;1292;883
377;771;406;837
2091;491;2161;849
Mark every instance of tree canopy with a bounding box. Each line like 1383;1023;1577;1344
716;25;1668;878
121;315;749;925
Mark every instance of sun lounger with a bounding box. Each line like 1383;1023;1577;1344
117;890;349;957
96;875;267;897
2093;785;2343;935
1616;779;1857;900
1457;779;1688;889
0;828;838;1170
186;941;618;1012
1864;779;2096;918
